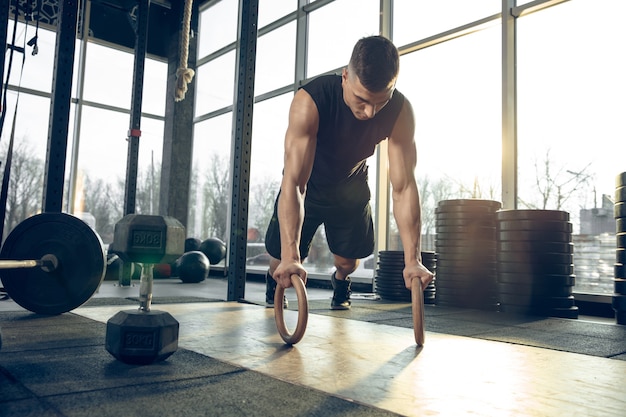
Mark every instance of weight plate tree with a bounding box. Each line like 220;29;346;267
496;209;578;319
434;199;501;310
614;171;626;324
0;212;106;315
375;250;436;304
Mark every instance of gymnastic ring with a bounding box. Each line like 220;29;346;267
274;274;309;345
411;278;425;346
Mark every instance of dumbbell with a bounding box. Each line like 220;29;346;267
105;214;185;365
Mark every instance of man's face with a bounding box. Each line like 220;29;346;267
341;67;395;121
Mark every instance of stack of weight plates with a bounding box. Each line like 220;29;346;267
614;172;626;325
375;250;437;303
496;209;578;318
435;199;501;310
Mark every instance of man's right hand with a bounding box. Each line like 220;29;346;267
273;260;307;289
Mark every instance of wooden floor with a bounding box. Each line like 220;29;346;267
76;302;626;417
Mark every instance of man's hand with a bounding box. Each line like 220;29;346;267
403;261;434;291
273;260;307;289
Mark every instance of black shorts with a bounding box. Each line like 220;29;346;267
264;186;375;261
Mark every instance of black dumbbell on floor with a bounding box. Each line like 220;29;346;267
105;214;185;365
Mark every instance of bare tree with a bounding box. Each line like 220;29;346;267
519;148;593;210
249;176;279;236
201;154;229;241
1;139;44;240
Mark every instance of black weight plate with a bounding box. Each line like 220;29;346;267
437;199;502;209
498;273;575;286
617;249;626;265
434;278;496;292
436;225;497;235
616;202;626;219
434;287;481;299
617;218;626;234
437;252;496;263
617;172;626;188
618;233;626;249
498;262;574;275
616;186;626;204
0;213;106;315
375;271;403;280
435;239;497;250
374;281;408;290
497;220;573;233
378;250;403;257
437;264;498;280
497;252;573;265
497;283;573;297
435;212;497;223
435;205;497;215
435;219;496;228
611;294;626;310
549;307;579;319
498;231;571;243
377;261;405;269
435;245;497;255
496;210;570;222
498;241;574;254
615;263;626;279
499;294;576;309
614;278;626;294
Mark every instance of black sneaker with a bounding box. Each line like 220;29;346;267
265;272;288;309
331;272;351;310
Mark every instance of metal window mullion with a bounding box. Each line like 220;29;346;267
373;0;393;263
294;0;308;86
502;0;517;209
67;0;91;214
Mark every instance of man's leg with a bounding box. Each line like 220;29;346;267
331;255;359;310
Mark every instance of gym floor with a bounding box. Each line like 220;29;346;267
1;275;626;416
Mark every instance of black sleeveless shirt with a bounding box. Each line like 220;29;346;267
300;74;405;204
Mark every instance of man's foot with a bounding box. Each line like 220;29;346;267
265;272;288;309
331;271;351;310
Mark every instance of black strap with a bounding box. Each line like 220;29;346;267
0;1;29;240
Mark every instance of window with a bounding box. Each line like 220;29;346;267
517;0;626;295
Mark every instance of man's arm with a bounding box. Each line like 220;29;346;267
387;99;434;289
273;88;319;288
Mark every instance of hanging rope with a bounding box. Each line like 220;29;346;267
175;0;195;102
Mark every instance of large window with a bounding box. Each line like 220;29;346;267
517;0;626;294
307;0;379;76
396;25;502;249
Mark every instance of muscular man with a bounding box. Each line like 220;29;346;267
264;35;433;309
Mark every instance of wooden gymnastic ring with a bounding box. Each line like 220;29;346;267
274;274;309;345
411;278;425;346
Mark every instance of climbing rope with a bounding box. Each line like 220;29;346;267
175;0;194;102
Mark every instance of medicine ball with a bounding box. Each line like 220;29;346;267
185;237;202;253
177;251;210;283
199;237;227;265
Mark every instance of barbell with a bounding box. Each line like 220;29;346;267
0;212;106;315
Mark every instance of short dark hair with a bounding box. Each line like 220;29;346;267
348;36;399;92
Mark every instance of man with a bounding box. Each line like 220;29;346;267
264;35;433;310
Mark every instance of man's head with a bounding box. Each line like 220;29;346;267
342;36;399;120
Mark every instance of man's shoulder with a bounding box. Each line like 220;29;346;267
300;74;341;92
